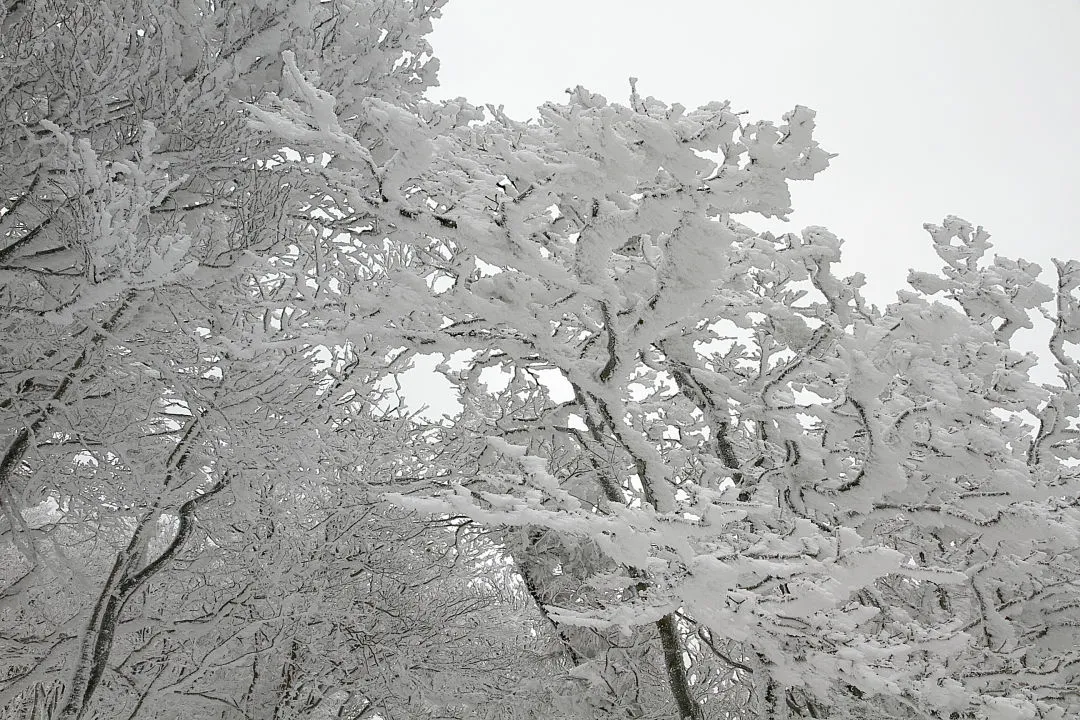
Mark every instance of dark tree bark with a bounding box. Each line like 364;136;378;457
656;613;703;720
56;453;229;720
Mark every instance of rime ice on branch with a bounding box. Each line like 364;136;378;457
4;0;1079;717
255;43;1080;719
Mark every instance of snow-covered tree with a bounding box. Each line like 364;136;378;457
6;0;1080;718
2;2;560;719
253;44;1080;719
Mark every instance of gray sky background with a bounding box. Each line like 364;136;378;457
402;1;1079;415
431;1;1077;299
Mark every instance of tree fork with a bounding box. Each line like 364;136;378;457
56;460;229;720
574;376;704;719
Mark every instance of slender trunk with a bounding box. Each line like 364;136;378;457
656;613;703;720
56;469;229;719
574;379;704;720
514;533;582;666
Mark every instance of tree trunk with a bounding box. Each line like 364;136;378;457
56;467;229;719
656;613;703;720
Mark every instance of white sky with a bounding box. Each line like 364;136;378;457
414;1;1080;399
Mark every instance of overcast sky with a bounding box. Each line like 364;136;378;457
430;1;1078;296
396;2;1079;416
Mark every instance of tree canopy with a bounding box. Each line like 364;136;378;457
2;1;1079;719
